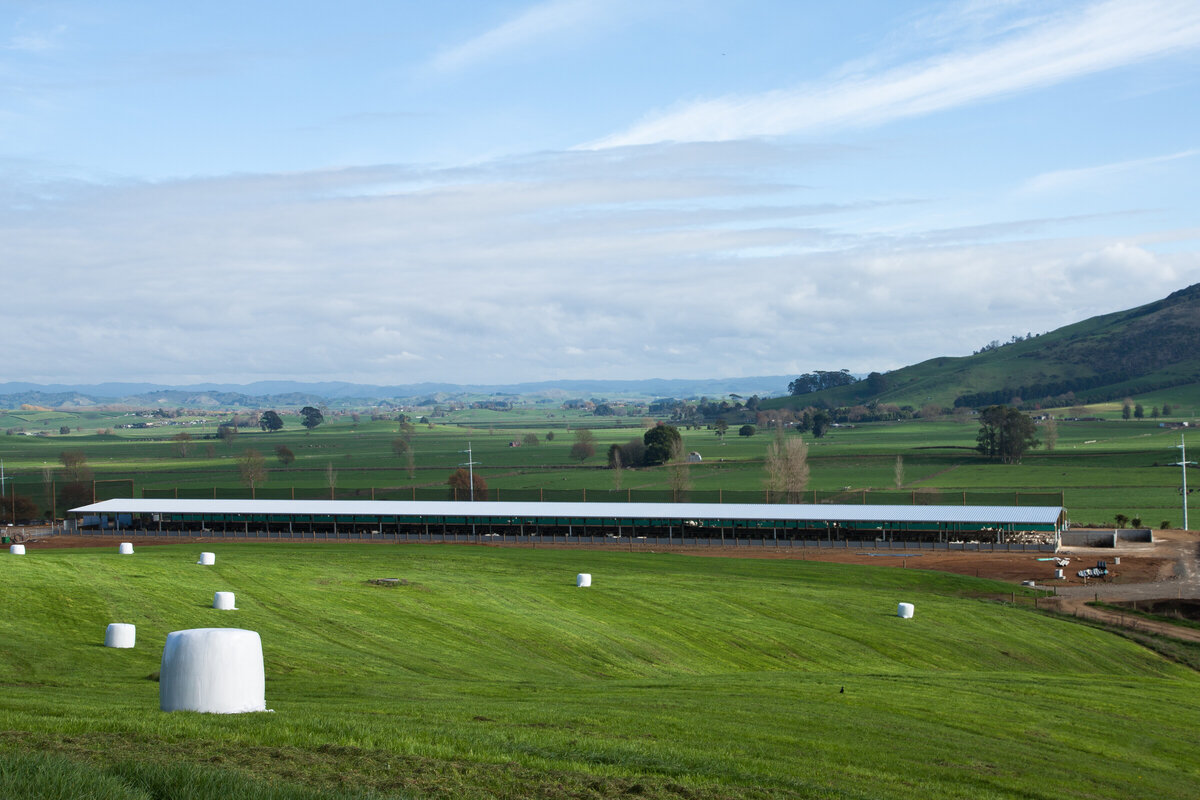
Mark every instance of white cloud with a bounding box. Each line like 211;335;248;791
587;0;1200;148
1021;149;1200;193
1;145;1196;385
428;0;614;74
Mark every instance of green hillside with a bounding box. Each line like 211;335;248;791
771;283;1200;409
1;543;1198;799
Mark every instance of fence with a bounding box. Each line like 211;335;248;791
135;486;1063;505
63;527;1058;552
3;475;1063;520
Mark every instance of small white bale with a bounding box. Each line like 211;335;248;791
9;544;25;555
159;628;266;713
897;602;915;619
118;542;134;555
197;552;216;565
212;591;237;610
105;623;136;648
576;573;592;588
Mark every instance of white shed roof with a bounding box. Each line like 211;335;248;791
71;498;1063;526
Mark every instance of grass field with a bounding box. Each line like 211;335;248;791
1;543;1199;799
1;406;1196;527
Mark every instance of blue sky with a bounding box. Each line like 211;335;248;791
2;0;1198;387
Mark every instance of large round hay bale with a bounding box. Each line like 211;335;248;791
159;628;265;713
897;602;915;619
105;623;136;648
118;542;134;555
9;544;25;555
576;573;592;588
212;591;237;610
197;552;216;565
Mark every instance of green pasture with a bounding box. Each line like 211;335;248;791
1;410;1196;527
1;543;1198;799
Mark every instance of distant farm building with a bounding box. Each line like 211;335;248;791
70;499;1065;551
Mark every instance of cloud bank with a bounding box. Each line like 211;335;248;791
2;143;1194;385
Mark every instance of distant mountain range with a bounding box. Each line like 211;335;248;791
766;282;1200;410
0;376;795;410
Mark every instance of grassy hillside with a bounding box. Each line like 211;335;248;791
1;543;1198;798
769;282;1200;409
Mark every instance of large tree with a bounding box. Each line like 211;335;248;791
608;438;646;469
811;410;831;438
238;448;268;493
643;424;682;466
274;445;295;467
976;405;1039;464
764;433;810;503
447;468;488;501
570;429;596;462
300;406;324;431
1;493;39;523
788;369;857;396
259;410;284;432
666;437;692;502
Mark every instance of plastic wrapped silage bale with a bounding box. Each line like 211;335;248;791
105;623;136;648
159;628;266;713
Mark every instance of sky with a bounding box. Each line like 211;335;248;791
2;0;1198;387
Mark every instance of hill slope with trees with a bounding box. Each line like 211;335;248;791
771;282;1200;410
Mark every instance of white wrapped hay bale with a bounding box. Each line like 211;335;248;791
118;542;134;555
105;623;136;648
9;544;25;555
159;628;266;713
897;602;915;619
197;552;216;566
213;591;237;610
576;573;592;588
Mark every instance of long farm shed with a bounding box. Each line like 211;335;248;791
70;499;1065;550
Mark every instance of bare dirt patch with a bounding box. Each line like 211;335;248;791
18;531;1179;587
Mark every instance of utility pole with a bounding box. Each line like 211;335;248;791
459;443;480;539
459;444;479;501
1175;435;1195;530
0;460;10;497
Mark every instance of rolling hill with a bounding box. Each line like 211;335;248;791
771;282;1200;410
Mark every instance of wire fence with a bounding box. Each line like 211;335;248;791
2;476;1063;519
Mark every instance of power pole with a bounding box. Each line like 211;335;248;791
459;443;480;539
459;444;479;501
1175;435;1195;530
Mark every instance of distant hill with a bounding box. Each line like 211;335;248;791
0;376;794;410
769;283;1200;410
